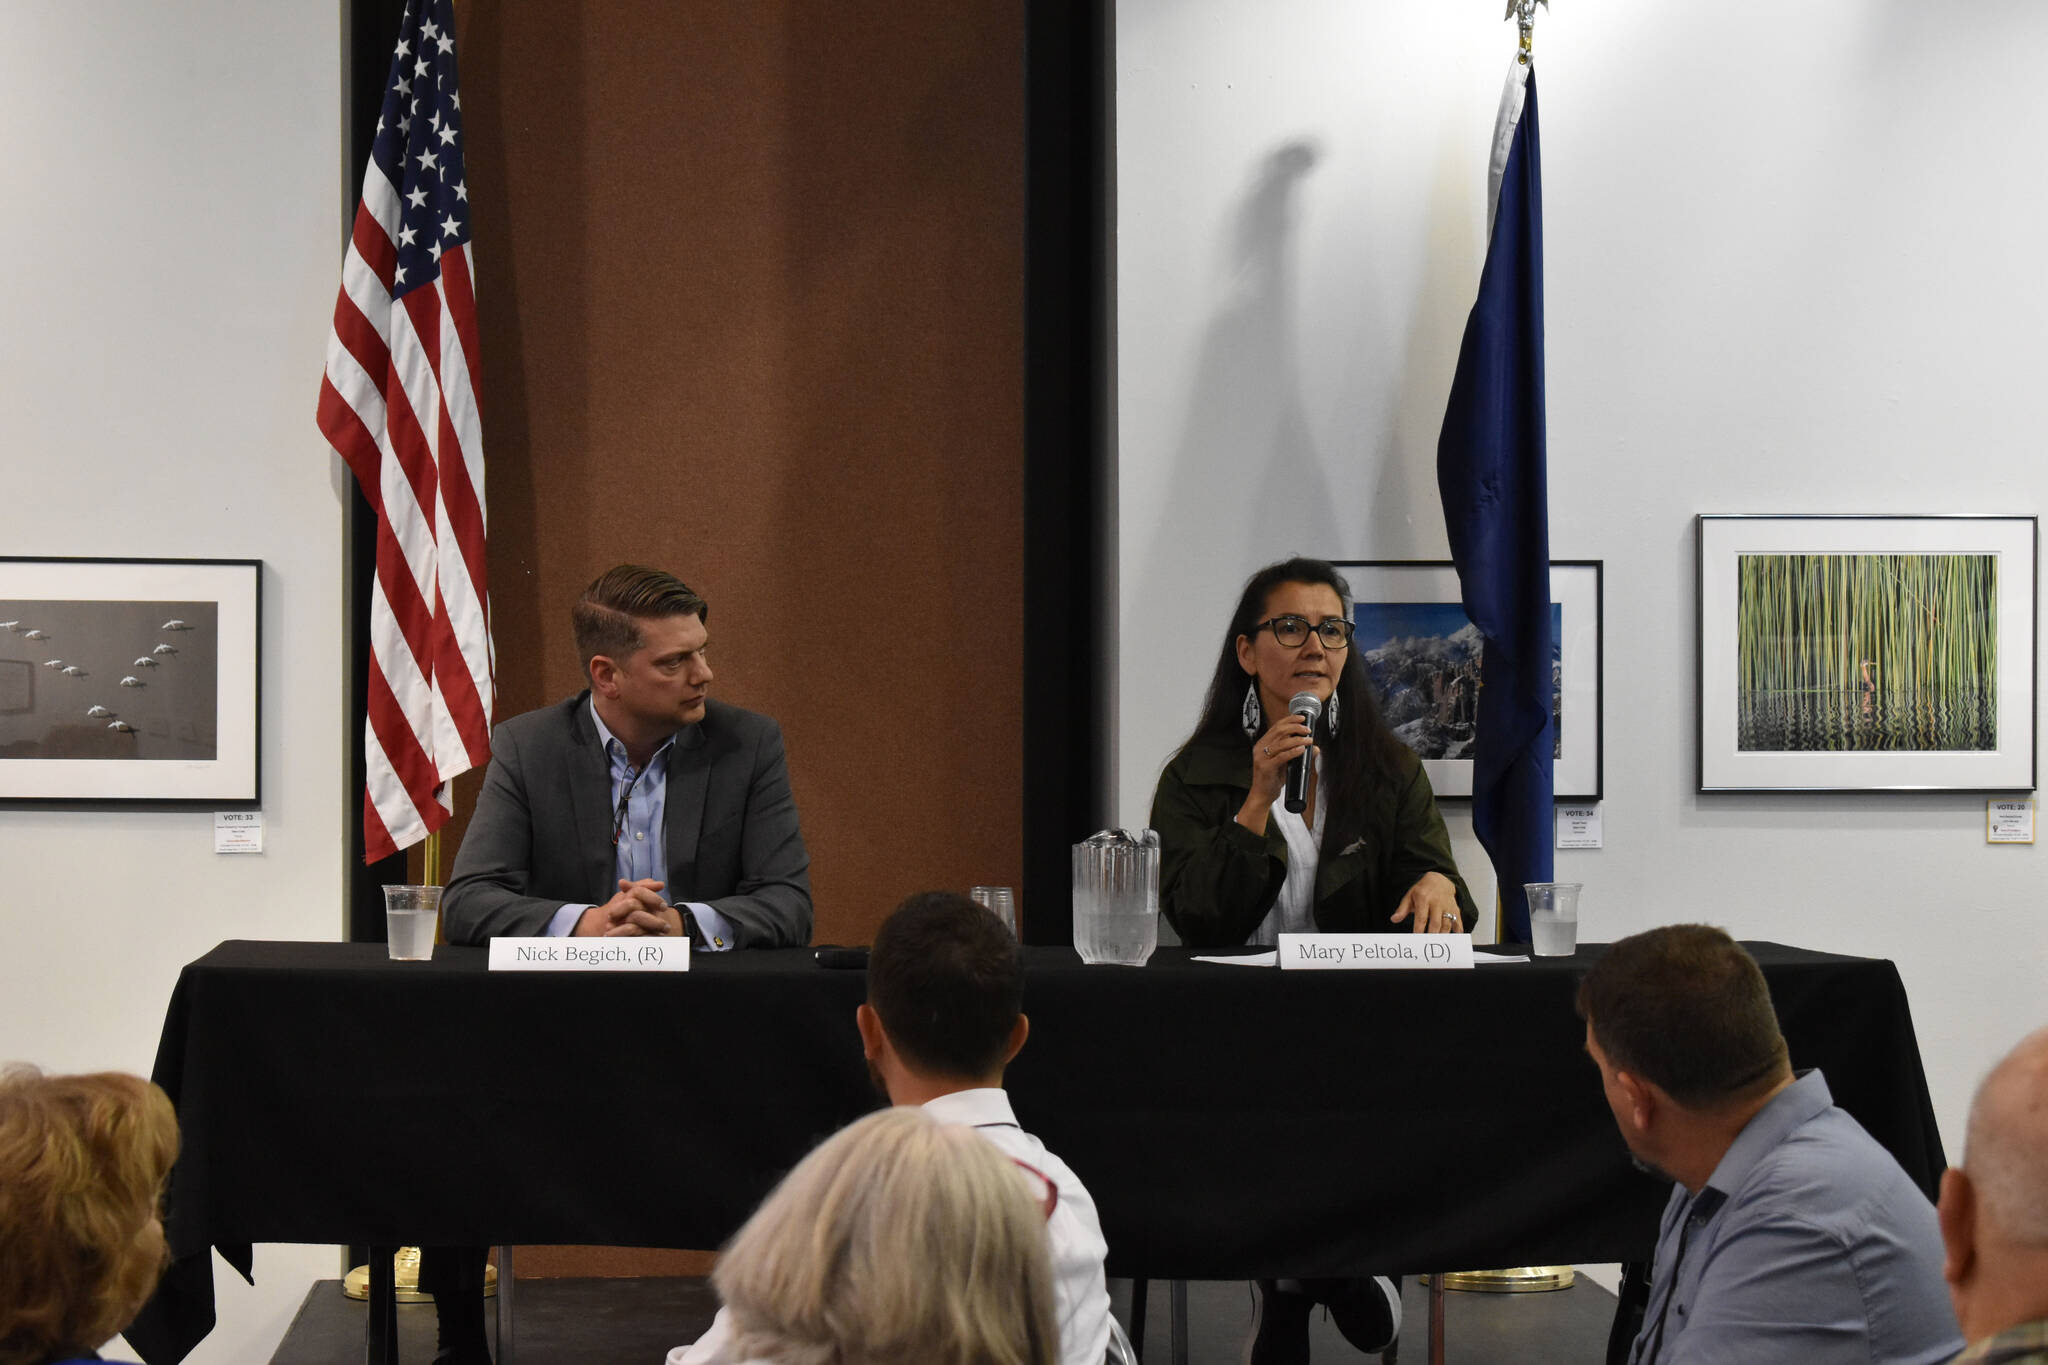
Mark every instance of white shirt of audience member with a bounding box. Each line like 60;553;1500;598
668;1088;1114;1365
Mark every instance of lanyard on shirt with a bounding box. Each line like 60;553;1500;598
610;765;639;849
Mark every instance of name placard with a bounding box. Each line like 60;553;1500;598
1277;933;1475;970
488;938;690;971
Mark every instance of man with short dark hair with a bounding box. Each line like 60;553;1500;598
443;563;811;949
1937;1025;2048;1364
432;565;809;1364
861;893;1113;1365
667;891;1114;1365
1579;925;1960;1365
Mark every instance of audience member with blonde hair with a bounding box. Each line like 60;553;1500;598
0;1066;178;1365
704;1105;1058;1365
670;892;1111;1365
1938;1025;2048;1364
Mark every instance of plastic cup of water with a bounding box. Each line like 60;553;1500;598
1525;882;1581;957
970;886;1018;936
384;884;442;962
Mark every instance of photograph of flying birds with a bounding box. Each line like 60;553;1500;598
0;605;216;759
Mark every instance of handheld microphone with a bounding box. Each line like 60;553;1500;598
1284;691;1323;814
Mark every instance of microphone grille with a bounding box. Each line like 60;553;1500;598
1288;691;1323;723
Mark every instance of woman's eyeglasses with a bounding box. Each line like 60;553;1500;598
1251;615;1355;649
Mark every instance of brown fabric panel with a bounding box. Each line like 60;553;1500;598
437;0;1025;1279
437;0;1025;961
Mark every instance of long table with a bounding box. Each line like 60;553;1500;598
127;940;1946;1362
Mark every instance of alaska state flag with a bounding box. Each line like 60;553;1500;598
1436;63;1554;945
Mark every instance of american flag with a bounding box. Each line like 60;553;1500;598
318;0;494;863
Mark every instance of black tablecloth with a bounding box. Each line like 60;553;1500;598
128;940;1944;1362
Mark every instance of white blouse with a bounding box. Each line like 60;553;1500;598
1250;749;1325;947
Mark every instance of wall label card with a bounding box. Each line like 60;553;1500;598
1277;933;1474;970
1987;800;2035;845
214;810;263;854
488;938;690;971
1556;804;1603;850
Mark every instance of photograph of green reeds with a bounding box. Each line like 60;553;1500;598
1735;553;1997;752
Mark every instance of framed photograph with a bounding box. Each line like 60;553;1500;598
0;558;260;804
1697;515;2037;793
1336;561;1603;801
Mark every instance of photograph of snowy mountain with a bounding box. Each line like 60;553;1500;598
1355;602;1563;760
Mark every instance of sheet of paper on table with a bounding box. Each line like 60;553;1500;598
1194;949;1532;966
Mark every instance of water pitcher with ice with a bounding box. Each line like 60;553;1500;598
1071;829;1159;966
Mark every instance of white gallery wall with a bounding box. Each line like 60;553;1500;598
1116;0;2047;1152
0;3;347;1360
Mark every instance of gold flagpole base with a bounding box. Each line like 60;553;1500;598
1427;1266;1575;1294
342;1246;498;1301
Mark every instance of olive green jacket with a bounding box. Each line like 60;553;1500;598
1149;730;1478;949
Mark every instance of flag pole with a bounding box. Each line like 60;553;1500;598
1434;0;1572;1308
334;0;495;1310
1506;0;1546;63
427;825;446;948
343;807;495;1306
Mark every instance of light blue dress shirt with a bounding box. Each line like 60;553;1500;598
541;702;736;948
1632;1069;1960;1365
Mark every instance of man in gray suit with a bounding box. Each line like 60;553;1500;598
427;565;811;1364
443;563;812;949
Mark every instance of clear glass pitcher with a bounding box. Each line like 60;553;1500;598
1072;829;1159;966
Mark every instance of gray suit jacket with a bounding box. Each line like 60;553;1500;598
442;693;813;947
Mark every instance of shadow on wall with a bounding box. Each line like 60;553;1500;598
1373;114;1485;560
1131;139;1344;735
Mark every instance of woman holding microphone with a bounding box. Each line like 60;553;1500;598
1152;557;1475;948
1148;557;1478;1361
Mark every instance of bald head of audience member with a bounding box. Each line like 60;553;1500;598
1939;1025;2048;1346
0;1066;178;1365
857;891;1028;1106
1576;925;1795;1192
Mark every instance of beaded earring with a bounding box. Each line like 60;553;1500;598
1241;681;1262;740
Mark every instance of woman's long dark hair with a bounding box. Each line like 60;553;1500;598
1190;557;1405;855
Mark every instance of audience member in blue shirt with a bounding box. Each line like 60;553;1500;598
1578;925;1962;1365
